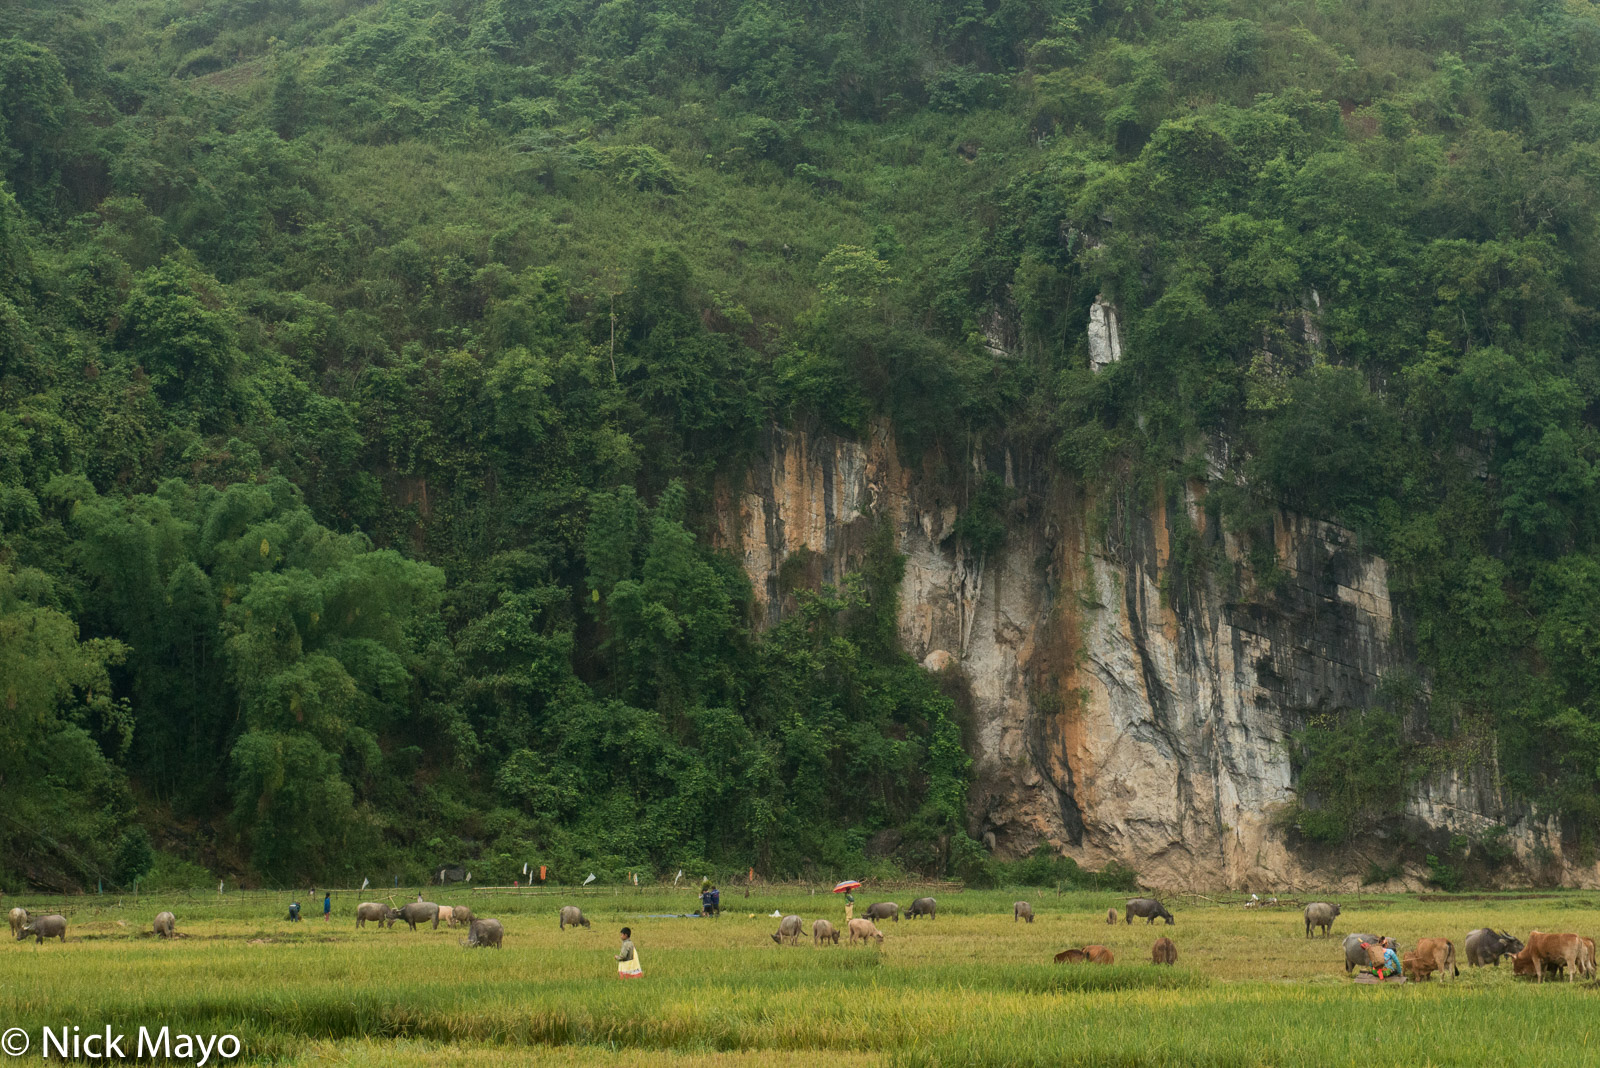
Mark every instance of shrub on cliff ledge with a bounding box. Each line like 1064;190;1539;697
1287;709;1410;845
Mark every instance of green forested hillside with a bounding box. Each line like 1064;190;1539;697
3;0;1599;889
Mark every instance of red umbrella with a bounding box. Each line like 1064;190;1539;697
832;880;862;893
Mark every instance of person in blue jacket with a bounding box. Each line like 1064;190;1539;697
323;892;332;922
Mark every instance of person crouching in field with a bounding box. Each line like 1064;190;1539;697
617;927;643;978
1363;937;1401;980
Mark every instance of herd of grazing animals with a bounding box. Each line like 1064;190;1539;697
6;892;1594;983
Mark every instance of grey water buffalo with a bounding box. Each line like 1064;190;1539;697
451;906;474;929
1342;933;1383;973
356;902;399;929
17;914;67;943
847;918;884;945
771;915;804;945
1151;937;1177;965
1106;907;1117;925
813;919;839;945
559;906;591;930
400;901;441;930
1125;898;1174;925
1013;901;1034;923
462;918;503;948
153;912;176;938
865;902;899;923
909;898;936;920
1465;928;1523;967
1304;902;1340;938
9;908;27;937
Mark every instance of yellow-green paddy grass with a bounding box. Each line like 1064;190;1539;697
2;888;1597;1065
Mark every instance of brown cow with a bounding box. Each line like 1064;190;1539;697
1084;944;1115;964
1521;931;1588;982
1413;937;1457;979
1151;937;1177;965
1054;948;1088;963
1403;954;1435;982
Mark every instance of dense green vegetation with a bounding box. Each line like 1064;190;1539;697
4;0;1600;888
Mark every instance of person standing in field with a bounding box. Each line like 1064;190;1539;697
323;892;332;922
844;893;854;923
616;927;642;978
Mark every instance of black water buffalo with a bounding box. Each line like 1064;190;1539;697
1124;898;1174;925
1465;928;1523;967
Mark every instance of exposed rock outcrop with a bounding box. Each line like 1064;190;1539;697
713;423;1600;890
1087;296;1122;371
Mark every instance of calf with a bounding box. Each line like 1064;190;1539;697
152;912;176;939
847;918;884;945
356;902;398;929
812;919;839;945
1054;948;1088;963
451;906;474;929
1413;937;1457;979
1151;937;1177;965
1105;907;1117;925
462;918;503;948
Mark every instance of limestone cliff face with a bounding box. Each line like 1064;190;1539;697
711;423;1600;891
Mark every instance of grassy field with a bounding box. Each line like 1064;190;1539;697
3;887;1598;1066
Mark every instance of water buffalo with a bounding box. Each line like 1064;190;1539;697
1084;944;1115;964
771;915;804;945
356;902;399;929
451;906;474;929
909;898;936;920
1106;907;1117;925
17;914;67;943
847;918;884;945
1304;901;1340;938
437;906;454;927
1465;928;1523;967
400;901;441;930
1013;901;1034;923
865;902;899;923
559;906;590;930
1151;937;1177;965
8;908;26;937
1125;898;1173;925
462;918;503;948
1054;948;1088;963
152;912;176;938
1342;933;1383;973
1413;937;1457;979
813;919;839;945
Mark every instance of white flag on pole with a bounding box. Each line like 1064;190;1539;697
523;863;529;875
466;872;471;882
674;870;682;886
582;873;597;886
361;877;369;890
